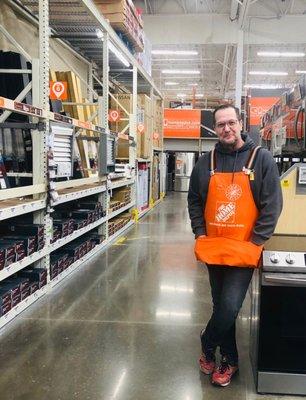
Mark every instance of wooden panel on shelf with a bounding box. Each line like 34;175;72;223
62;71;90;177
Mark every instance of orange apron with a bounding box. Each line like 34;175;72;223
194;147;263;268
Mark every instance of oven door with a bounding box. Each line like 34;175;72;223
258;273;306;374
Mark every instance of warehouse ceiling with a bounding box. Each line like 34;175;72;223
134;0;306;103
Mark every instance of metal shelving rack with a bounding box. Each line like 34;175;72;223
0;0;163;329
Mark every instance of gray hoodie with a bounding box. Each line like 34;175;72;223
187;134;283;245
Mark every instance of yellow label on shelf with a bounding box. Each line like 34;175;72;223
281;179;290;188
149;198;154;208
160;192;165;199
115;236;126;245
131;208;139;223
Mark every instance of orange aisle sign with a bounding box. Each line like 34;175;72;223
137;123;145;134
0;97;4;107
50;81;68;100
108;109;120;122
249;97;279;126
164;109;201;138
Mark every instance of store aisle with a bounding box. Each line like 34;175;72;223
0;193;294;400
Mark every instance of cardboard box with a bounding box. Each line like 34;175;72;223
116;137;130;159
94;0;143;27
112;188;131;202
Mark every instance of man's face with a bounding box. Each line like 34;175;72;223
214;108;243;149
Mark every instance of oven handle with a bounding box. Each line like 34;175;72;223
263;274;306;286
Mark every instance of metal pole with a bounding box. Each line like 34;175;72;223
235;29;244;110
131;66;137;208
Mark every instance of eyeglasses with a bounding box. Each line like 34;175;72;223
215;119;240;130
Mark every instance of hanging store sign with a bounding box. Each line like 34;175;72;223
249;97;279;126
108;109;120;122
50;81;68;100
163;109;201;138
0;97;4;107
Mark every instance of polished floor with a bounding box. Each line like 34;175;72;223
0;193;297;400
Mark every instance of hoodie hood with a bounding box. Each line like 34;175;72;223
215;133;255;155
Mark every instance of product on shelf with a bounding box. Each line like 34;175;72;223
50;198;106;244
49;231;105;281
108;212;131;236
0;242;17;270
109;187;132;213
0;223;45;252
94;0;144;52
0;267;47;316
19;268;47;289
1;235;36;256
137;163;149;211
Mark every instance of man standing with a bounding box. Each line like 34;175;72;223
188;104;282;387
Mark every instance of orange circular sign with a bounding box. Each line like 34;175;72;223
137;123;145;134
108;109;120;122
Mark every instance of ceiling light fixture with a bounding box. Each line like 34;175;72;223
96;29;103;39
109;42;130;67
162;69;200;74
257;51;305;57
177;93;187;97
165;82;179;86
152;50;198;55
244;84;286;89
95;29;130;67
188;83;198;86
295;70;306;74
249;71;288;76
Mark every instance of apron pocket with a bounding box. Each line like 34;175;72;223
195;236;263;268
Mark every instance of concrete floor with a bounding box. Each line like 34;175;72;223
0;193;298;400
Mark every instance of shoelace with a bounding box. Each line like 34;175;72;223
217;361;230;374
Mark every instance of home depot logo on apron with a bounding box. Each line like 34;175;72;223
194;146;263;268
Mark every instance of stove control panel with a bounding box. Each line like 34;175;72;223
263;251;306;272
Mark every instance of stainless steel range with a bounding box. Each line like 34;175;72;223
250;164;306;396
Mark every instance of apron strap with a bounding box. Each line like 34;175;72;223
210;149;216;175
245;146;261;170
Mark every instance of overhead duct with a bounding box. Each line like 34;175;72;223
230;0;240;21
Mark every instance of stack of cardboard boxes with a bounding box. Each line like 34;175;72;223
94;0;144;52
110;94;152;159
153;98;163;149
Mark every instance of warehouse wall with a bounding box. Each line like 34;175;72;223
0;2;89;94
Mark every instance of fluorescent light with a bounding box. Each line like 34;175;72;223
96;28;103;39
162;69;200;74
109;41;130;67
195;94;204;97
296;70;306;74
258;51;305;57
177;93;187;97
244;84;286;89
152;50;198;55
188;83;198;86
249;71;288;76
95;29;130;67
165;82;179;86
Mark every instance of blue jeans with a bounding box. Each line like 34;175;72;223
201;265;254;366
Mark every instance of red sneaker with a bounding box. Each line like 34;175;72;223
199;354;215;375
211;358;238;387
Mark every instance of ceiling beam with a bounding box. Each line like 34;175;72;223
230;0;240;21
221;44;230;95
238;0;252;30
